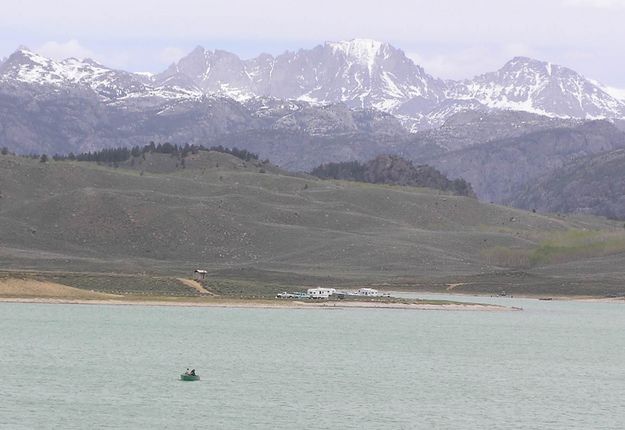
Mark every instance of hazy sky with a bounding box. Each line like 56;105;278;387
2;0;625;87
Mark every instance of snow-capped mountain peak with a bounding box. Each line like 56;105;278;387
0;47;202;102
503;56;552;73
1;47;112;86
447;56;624;119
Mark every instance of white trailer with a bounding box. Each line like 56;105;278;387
356;288;379;297
307;287;336;299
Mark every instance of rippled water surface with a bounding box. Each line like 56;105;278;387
1;296;624;429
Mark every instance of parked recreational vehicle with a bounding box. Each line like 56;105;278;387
356;288;379;297
307;287;336;299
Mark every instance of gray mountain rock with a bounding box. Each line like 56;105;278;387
156;39;447;113
157;43;625;124
407;110;582;152
507;148;625;219
416;120;625;203
158;47;254;99
0;72;404;158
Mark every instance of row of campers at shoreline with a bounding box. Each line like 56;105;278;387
277;287;388;299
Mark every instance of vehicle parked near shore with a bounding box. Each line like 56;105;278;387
307;287;337;299
276;291;310;299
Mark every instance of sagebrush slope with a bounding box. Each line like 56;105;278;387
2;151;624;295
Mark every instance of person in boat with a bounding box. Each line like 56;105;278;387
190;369;196;376
185;368;190;375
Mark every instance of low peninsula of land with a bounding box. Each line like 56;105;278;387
0;275;516;311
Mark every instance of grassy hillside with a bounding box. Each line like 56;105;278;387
1;151;624;297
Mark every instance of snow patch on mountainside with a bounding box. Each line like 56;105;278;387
590;79;625;102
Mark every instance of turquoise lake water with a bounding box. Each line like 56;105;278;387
1;295;624;429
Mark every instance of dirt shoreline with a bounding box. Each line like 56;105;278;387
402;290;625;303
0;296;517;311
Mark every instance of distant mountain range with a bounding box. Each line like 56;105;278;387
3;40;625;219
2;39;624;131
156;39;625;123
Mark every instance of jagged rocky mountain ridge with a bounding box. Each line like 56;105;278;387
151;40;625;125
2;39;625;129
155;40;447;116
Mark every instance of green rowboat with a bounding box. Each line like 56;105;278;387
180;373;200;381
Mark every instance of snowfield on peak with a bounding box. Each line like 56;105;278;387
328;38;386;70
